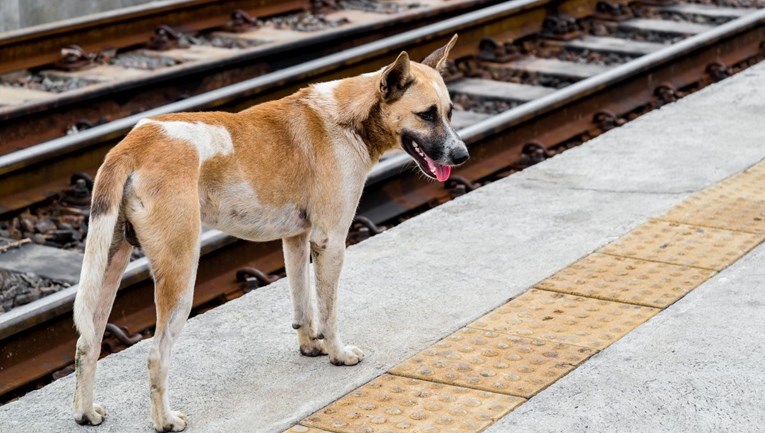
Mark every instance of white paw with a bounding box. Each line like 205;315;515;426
329;345;364;366
153;410;188;432
74;403;107;426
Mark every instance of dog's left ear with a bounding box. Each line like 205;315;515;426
421;34;458;73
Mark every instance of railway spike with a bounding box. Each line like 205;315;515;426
706;62;730;82
225;9;260;33
654;83;678;106
147;25;183;51
54;45;97;71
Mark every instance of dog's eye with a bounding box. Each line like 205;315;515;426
416;106;437;122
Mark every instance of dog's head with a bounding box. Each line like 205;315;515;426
378;34;467;182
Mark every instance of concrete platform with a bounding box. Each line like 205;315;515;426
2;60;765;433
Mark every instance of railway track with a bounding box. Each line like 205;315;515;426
2;0;765;403
0;0;501;151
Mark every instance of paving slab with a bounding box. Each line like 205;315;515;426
451;109;491;129
0;240;82;283
486;242;765;433
0;85;54;106
563;36;664;55
619;18;714;35
499;56;609;79
2;52;765;433
448;78;556;101
661;3;753;18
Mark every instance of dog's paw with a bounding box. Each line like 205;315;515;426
74;403;107;426
329;345;364;366
153;411;187;432
300;338;328;357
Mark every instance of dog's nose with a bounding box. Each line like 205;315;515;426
450;146;469;165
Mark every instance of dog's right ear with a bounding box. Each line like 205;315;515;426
379;51;413;101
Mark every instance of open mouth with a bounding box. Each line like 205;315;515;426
402;135;451;182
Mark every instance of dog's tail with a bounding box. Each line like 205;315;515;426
73;154;133;341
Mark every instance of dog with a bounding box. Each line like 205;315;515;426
72;34;467;432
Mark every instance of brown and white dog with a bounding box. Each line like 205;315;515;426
72;35;467;432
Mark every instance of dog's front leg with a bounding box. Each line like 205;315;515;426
311;231;364;366
283;233;326;356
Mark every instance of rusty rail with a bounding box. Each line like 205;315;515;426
0;0;606;216
0;0;308;75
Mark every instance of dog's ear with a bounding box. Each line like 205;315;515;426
421;34;458;73
380;51;413;101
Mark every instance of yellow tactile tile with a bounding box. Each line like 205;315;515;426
284;426;332;433
469;289;658;349
302;374;524;433
389;327;595;398
659;173;765;233
742;159;765;178
599;219;763;270
537;253;716;308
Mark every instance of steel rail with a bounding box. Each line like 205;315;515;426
0;0;601;215
0;0;308;75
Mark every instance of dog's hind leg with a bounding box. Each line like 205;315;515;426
130;183;200;433
283;233;326;356
311;231;364;366
73;239;133;425
73;154;134;426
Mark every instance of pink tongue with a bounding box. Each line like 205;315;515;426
424;154;452;182
434;164;451;182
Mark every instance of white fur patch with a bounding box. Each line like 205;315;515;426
332;131;370;213
312;80;340;108
202;180;308;241
137;119;233;164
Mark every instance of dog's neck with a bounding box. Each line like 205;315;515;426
308;73;397;165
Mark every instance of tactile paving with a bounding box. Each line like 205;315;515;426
742;159;765;179
537;253;716;308
389;328;595;398
469;289;658;349
660;174;765;233
599;219;763;270
302;374;524;433
285;426;332;433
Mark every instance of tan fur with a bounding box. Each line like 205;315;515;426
72;36;463;432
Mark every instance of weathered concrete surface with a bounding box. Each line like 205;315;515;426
0;0;159;32
0;241;83;284
487;242;765;433
0;54;764;433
